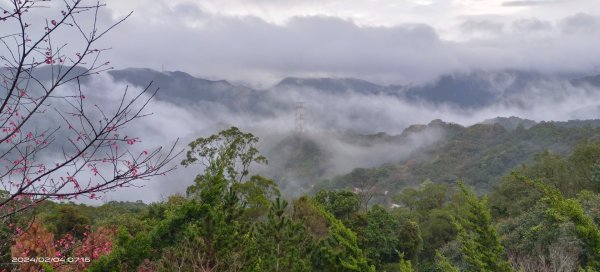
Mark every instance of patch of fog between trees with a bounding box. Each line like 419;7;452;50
53;74;600;203
253;128;445;197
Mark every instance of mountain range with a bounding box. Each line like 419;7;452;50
106;68;600;112
25;65;600;195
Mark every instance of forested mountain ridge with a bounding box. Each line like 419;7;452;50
106;68;600;110
315;118;600;194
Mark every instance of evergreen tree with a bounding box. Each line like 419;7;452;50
252;197;312;272
294;196;374;272
453;182;512;272
90;127;278;271
434;251;460;272
398;253;414;272
519;175;600;270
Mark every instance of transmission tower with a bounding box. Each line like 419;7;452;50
295;102;305;133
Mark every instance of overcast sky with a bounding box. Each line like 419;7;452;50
74;0;598;86
5;0;598;85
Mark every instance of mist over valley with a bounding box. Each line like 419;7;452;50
78;67;600;201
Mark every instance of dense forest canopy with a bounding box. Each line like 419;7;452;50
4;122;600;271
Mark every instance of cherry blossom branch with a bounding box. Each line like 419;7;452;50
0;0;181;221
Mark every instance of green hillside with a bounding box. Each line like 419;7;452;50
6;122;600;271
318;119;600;195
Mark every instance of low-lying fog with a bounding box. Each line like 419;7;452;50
67;70;600;203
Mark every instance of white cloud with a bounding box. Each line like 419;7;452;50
94;8;600;85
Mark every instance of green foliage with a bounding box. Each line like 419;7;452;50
490;146;599;219
499;203;583;272
519;175;600;270
315;190;360;220
398;220;423;263
327;121;600;193
182;126;267;185
251;198;312;272
490;141;600;271
235;175;281;220
183;126;279;219
363;205;401;266
593;163;600;191
490;171;544;219
418;208;456;261
397;181;448;214
357;205;423;268
294;196;374;272
398;253;414;272
90;127;277;271
39;262;56;271
43;205;90;239
578;191;600;226
434;251;460;272
569;139;600;188
452;182;512;272
327;167;387;210
393;182;457;263
88;227;152;272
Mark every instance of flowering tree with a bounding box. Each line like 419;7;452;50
10;221;115;271
0;0;178;220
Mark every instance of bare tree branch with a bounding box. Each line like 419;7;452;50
0;0;181;225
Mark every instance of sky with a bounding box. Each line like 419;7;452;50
84;0;600;86
4;0;599;85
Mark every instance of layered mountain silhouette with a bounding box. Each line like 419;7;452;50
104;68;600;112
17;65;600;111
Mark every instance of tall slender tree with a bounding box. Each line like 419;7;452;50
453;182;512;272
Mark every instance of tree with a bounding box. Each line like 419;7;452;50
344;168;383;211
293;196;374;272
252;197;312;272
152;127;277;271
517;175;600;270
397;181;448;214
394;182;456;262
592;162;600;191
434;251;460;272
10;220;114;271
182;127;279;220
568;139;600;191
0;0;178;221
398;253;414;272
398;220;423;264
354;204;422;269
10;220;57;272
500;203;583;272
44;204;90;239
362;205;401;267
314;189;360;221
452;182;512;272
90;127;279;271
